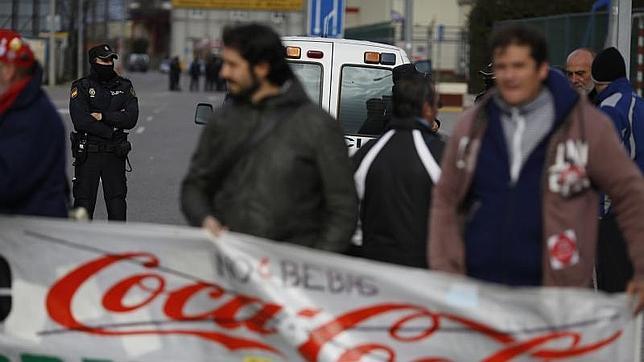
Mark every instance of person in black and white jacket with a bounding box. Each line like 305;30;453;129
351;68;445;268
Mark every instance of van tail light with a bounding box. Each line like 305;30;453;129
364;52;380;64
380;52;396;65
307;50;324;59
286;46;301;59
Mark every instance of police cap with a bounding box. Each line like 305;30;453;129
88;44;118;61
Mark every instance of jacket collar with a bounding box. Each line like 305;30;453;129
595;77;633;104
388;116;433;132
542;68;579;123
255;77;309;109
88;69;120;86
485;68;578;126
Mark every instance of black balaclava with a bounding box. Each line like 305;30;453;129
91;58;117;82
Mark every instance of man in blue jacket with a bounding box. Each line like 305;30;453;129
593;47;644;172
592;47;644;292
0;30;68;217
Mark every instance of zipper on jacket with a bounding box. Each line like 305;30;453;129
509;108;526;185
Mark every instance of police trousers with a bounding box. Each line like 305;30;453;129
73;151;127;221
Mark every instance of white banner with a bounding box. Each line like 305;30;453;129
0;216;640;361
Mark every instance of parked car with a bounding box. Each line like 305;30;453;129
159;57;170;73
127;53;150;72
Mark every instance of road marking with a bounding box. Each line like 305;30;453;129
136;126;145;134
146;116;153;122
57;108;70;114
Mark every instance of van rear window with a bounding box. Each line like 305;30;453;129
338;66;393;137
289;62;322;105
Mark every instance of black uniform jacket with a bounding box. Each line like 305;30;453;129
352;117;445;268
69;72;138;145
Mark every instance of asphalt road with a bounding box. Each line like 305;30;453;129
45;71;460;226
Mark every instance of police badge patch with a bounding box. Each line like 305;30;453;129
71;87;78;99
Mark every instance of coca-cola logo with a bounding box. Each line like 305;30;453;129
44;252;624;361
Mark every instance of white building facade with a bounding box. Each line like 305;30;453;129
170;4;305;64
345;0;473;78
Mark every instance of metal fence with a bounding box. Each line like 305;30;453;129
345;22;469;81
497;11;609;70
498;10;644;95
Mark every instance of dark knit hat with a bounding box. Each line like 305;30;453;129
591;47;626;83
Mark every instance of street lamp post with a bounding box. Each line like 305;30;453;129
48;0;56;86
404;0;413;57
77;0;84;79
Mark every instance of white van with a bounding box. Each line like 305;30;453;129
194;37;410;152
282;37;409;152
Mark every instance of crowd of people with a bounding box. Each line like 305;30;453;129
173;54;226;92
2;22;644;313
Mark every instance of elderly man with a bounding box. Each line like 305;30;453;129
565;48;596;100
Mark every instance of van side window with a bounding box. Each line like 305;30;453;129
289;62;322;105
338;66;393;136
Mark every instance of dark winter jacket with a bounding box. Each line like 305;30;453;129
596;77;644;172
181;79;357;252
0;65;68;217
352;117;444;267
595;77;644;215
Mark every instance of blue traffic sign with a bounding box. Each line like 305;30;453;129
308;0;344;38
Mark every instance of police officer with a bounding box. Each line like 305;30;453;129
69;44;138;221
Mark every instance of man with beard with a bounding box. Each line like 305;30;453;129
565;48;596;101
0;30;67;217
181;23;357;252
69;44;139;221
